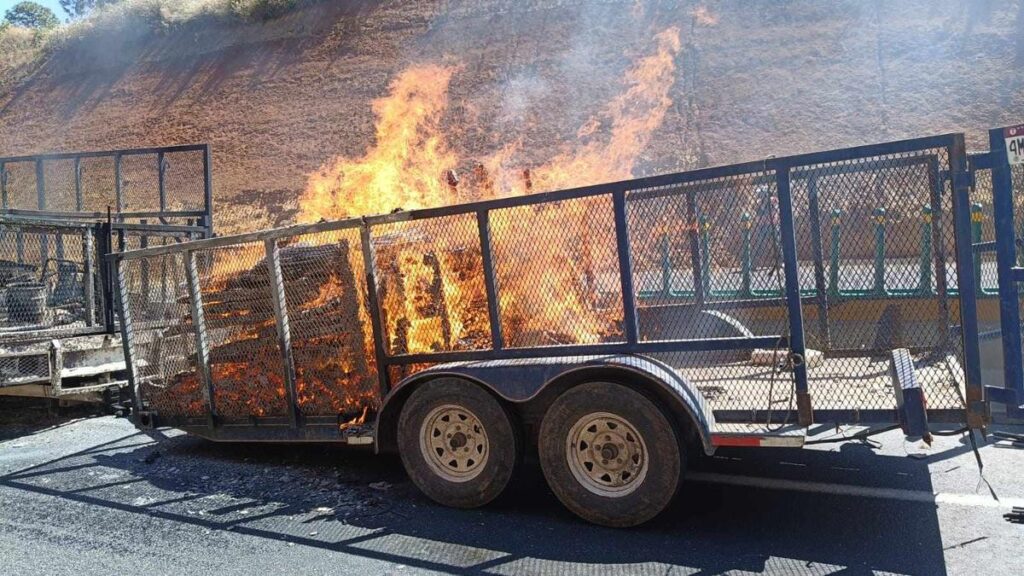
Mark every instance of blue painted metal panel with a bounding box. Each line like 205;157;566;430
774;165;811;424
988;127;1023;409
949;136;986;425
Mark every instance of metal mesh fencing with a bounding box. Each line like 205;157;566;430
371;214;493;354
970;167;1000;294
791;149;963;411
126;227;385;424
490;196;624;348
279;229;378;418
120;251;206;418
116;134;976;430
78;156;117;212
42;159;78;212
163;149;208;213
194;243;289;419
0;347;49;385
2;161;38;210
120;153;162;212
0;222;100;333
628;173;793;415
1;146;212;230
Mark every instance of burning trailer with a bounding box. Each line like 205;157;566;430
0;144;213;406
113;126;1024;527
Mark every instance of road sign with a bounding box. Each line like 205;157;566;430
1005;125;1024;165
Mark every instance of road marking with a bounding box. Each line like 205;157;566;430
687;471;1024;509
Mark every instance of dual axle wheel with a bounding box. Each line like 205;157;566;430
397;378;684;527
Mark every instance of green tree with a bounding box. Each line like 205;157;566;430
59;0;119;19
4;2;59;29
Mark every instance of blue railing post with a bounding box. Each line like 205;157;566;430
949;135;984;427
873;207;887;296
919;205;933;295
829;209;841;296
741;213;752;298
775;165;812;426
989;126;1023;412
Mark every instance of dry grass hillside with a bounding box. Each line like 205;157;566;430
1;0;1023;234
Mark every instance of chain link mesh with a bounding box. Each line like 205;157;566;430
490;196;624;348
790;149;963;411
628;173;793;415
1;148;209;216
120;154;161;213
1;160;38;210
371;214;493;355
163;150;208;213
0;223;99;332
121;251;206;418
279;229;379;418
117;140;979;427
194;243;289;420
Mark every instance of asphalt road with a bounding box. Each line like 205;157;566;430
1;413;1022;576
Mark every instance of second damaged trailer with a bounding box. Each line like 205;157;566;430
112;129;1019;527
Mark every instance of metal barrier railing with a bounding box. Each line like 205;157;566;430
637;201;1002;300
0;144;214;236
112;132;977;429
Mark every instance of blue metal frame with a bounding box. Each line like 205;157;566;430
984;125;1024;418
113;131;989;436
949;136;987;426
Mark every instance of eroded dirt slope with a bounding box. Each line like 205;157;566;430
1;0;1022;233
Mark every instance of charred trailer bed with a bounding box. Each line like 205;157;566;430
111;130;1024;527
0;144;214;402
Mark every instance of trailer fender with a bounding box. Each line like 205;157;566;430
374;354;716;455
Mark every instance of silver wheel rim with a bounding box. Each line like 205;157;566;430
420;404;489;483
566;411;648;497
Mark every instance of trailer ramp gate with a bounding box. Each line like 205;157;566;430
113;133;990;443
963;124;1024;420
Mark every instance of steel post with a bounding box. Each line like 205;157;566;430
686;191;704;305
873;207;887;296
114;260;143;419
185;250;217;428
476;209;504;350
740;213;752;298
807;176;831;349
613;190;639;343
988;126;1024;410
265;238;300;427
359;224;391;396
774;165;812;426
829;209;841;296
971;203;984;293
919;206;933;295
699;214;711;299
949;136;985;427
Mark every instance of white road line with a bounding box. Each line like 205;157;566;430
687;471;1024;509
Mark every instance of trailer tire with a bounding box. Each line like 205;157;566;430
539;381;682;527
397;377;519;509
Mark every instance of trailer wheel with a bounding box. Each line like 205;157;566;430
397;377;519;509
539;381;682;527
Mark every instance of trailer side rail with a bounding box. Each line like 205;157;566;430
112;133;982;434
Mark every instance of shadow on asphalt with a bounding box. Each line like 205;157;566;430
0;398;106;441
0;428;950;575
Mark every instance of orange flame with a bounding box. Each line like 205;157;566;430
298;64;462;222
297;27;682;354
